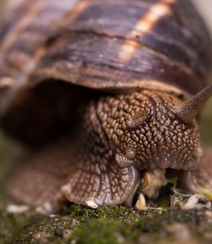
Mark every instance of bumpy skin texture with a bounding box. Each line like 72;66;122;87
97;90;201;171
8;89;203;212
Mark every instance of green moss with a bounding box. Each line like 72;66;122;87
0;200;212;243
61;204;147;223
69;219;123;244
0;177;211;243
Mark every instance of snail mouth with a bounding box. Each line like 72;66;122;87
158;158;199;171
137;154;200;171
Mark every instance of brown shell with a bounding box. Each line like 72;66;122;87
0;0;212;95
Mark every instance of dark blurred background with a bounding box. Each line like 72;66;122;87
193;0;212;35
191;0;212;145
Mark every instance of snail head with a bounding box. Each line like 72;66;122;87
97;85;212;172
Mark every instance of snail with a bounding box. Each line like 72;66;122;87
0;0;212;213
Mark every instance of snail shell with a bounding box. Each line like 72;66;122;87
0;0;212;213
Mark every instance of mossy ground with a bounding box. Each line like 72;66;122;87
0;102;212;244
1;200;212;244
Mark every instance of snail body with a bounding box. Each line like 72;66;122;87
0;0;212;213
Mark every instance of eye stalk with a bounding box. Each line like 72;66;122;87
174;84;212;124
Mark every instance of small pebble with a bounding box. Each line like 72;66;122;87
165;223;191;240
7;204;30;213
181;194;199;210
54;228;64;237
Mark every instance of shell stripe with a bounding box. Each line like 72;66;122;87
0;0;47;56
31;33;200;94
0;0;84;114
118;0;177;61
0;0;82;80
